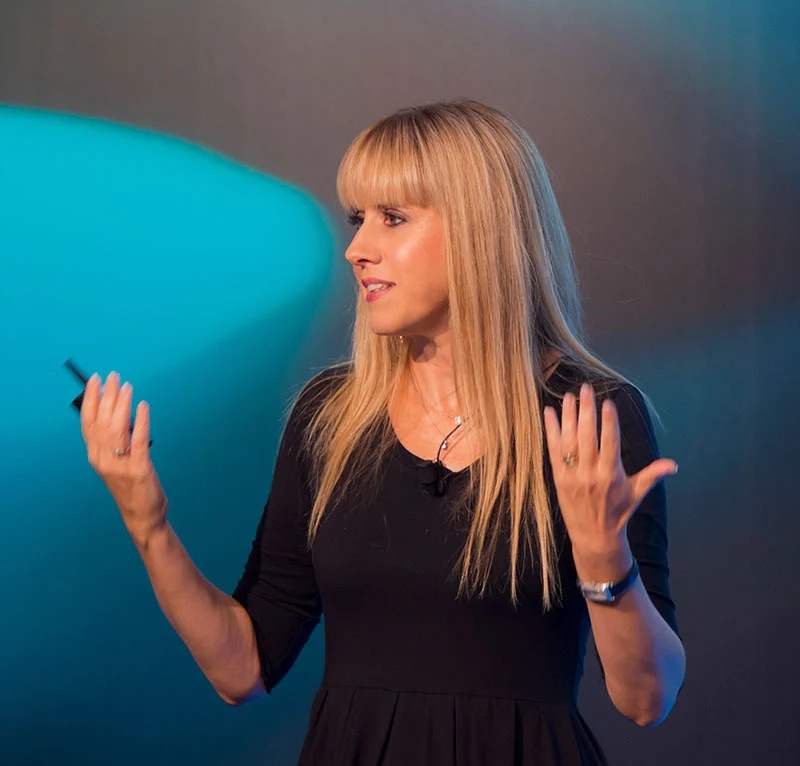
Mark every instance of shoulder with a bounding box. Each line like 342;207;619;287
546;359;657;441
287;362;353;426
297;362;352;403
275;363;352;465
547;358;645;403
545;358;622;400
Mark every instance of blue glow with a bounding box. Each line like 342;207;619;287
0;105;337;446
0;106;335;759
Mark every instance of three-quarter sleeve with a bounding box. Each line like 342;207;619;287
613;383;679;637
231;371;340;692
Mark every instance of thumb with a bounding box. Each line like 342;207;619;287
631;459;679;503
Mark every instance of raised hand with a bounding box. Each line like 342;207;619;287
80;371;168;546
542;383;678;575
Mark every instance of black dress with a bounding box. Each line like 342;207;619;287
232;363;678;765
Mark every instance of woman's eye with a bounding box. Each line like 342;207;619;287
346;210;403;227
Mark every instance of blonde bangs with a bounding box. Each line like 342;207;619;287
336;116;435;213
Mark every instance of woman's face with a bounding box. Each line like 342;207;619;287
344;204;449;339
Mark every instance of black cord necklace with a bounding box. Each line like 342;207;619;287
418;419;466;498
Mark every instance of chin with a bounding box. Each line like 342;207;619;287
369;326;404;337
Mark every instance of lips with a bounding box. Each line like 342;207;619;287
361;277;395;302
363;281;395;302
361;278;395;289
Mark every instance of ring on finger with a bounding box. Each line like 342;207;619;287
562;451;578;467
112;445;131;457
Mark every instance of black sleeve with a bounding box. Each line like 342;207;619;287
613;383;680;637
231;367;346;692
590;382;681;681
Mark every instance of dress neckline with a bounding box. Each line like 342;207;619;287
391;433;473;476
390;361;572;475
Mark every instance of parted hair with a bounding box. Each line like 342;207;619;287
301;100;631;607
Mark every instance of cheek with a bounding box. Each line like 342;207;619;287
384;219;449;310
428;245;449;304
400;256;448;309
405;231;448;296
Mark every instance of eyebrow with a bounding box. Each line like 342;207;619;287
346;201;411;217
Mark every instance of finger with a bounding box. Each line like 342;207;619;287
561;391;578;453
599;398;620;473
577;383;598;468
109;382;133;446
80;373;102;437
129;400;151;463
631;459;680;508
542;406;562;470
96;372;121;429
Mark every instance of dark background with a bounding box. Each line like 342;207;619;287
1;1;798;764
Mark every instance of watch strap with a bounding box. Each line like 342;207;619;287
578;558;639;603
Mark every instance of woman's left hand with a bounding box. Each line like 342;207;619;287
543;383;678;576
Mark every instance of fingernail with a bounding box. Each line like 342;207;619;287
673;464;679;474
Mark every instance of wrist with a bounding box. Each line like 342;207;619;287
571;540;633;584
577;557;639;604
129;515;170;553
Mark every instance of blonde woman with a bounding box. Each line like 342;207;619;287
81;101;685;765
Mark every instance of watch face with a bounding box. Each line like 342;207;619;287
581;585;613;603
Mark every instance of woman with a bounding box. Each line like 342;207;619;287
80;100;685;764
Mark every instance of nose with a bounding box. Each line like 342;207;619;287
344;225;381;267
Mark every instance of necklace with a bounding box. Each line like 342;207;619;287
408;370;467;451
408;370;462;424
421;393;462;424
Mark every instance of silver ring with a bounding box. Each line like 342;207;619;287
562;451;578;467
112;446;131;457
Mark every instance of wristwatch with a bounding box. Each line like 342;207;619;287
577;559;639;604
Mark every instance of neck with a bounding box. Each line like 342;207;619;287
401;332;561;400
404;331;459;411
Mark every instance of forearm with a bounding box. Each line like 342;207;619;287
575;547;686;726
133;520;265;705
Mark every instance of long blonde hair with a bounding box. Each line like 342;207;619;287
302;100;631;608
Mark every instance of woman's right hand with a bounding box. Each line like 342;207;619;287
81;371;168;546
